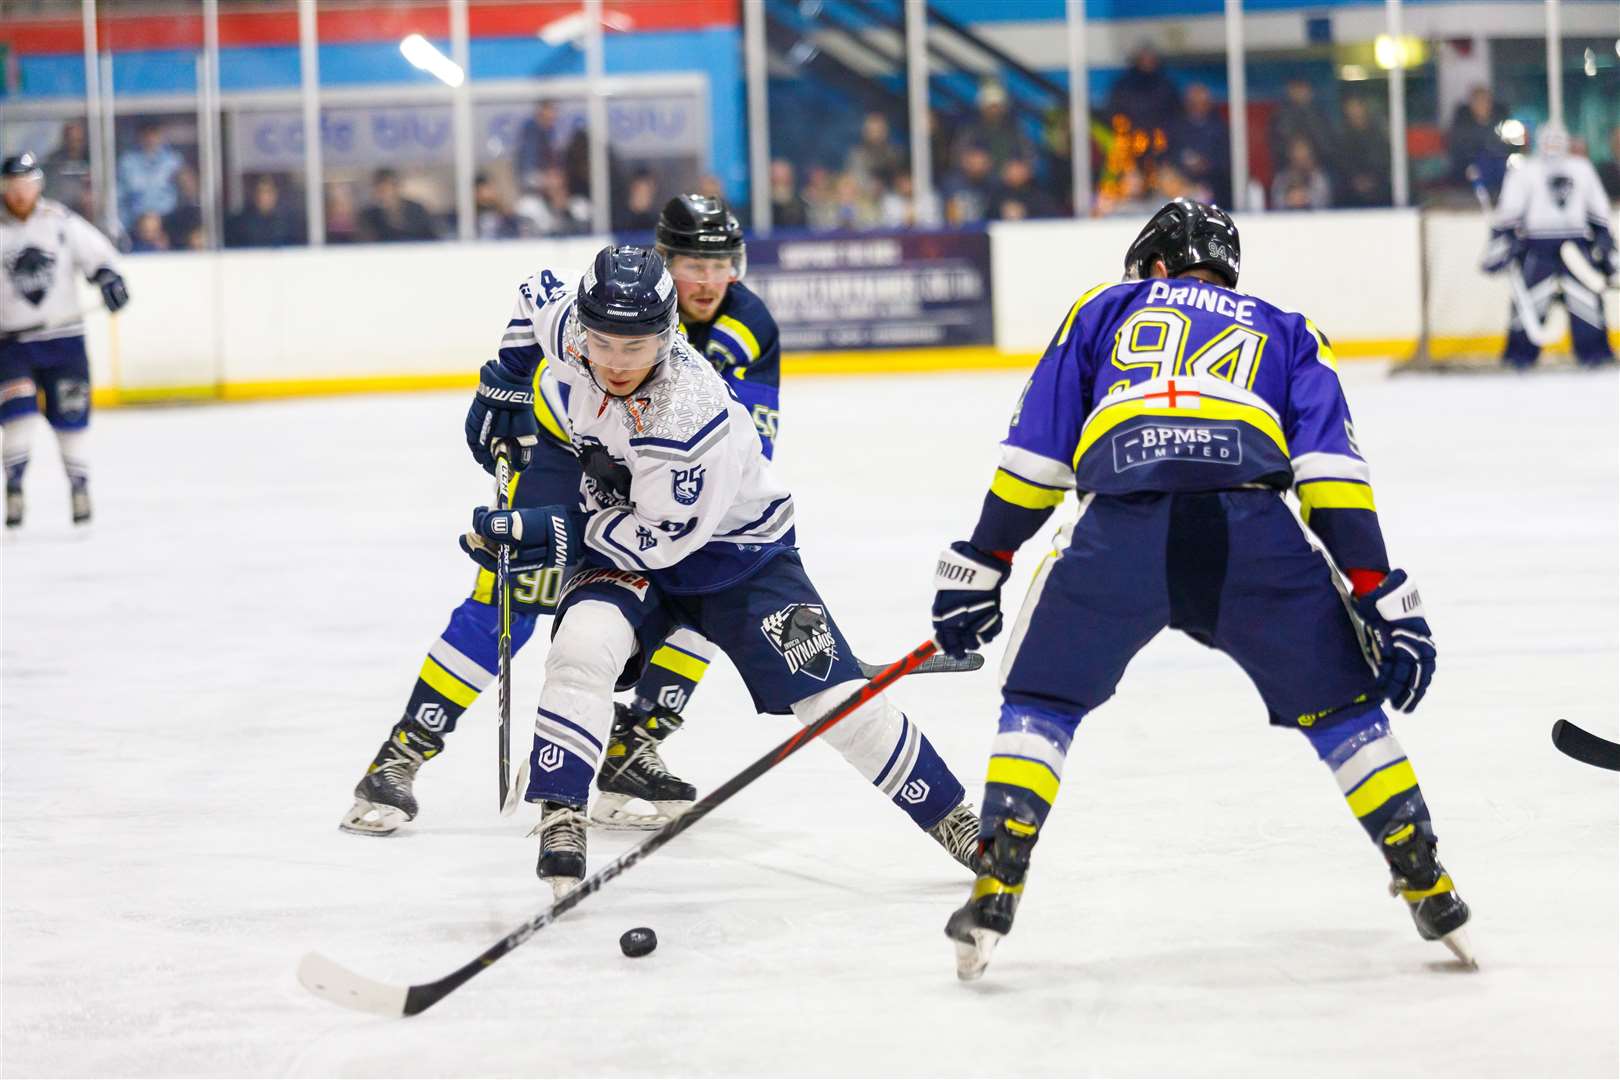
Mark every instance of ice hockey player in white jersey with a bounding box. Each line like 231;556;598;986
1;152;129;527
1481;122;1614;367
462;244;981;894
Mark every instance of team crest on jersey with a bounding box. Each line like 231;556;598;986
576;436;631;507
671;465;705;505
5;245;56;306
760;603;838;681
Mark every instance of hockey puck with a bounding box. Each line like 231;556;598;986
620;927;657;958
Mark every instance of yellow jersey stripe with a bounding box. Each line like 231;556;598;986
713;315;761;361
531;360;568;445
1298;479;1377;521
1073;396;1289;469
1305;319;1340;371
649;644;710;683
472;567;495;605
986;755;1061;806
419;656;481;707
990;468;1068;510
1056;282;1116;346
1345;759;1418;818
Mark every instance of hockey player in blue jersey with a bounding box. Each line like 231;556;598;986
461;244;979;894
931;199;1470;979
341;194;783;835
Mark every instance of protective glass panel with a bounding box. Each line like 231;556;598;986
218;1;307;248
0;12;96;223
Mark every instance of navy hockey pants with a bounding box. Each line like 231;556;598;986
1505;239;1614;367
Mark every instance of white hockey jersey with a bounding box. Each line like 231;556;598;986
500;269;795;594
1493;154;1612;241
1;197;120;341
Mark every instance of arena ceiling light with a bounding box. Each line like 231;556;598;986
399;33;464;87
537;9;635;46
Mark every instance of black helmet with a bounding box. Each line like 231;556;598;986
1123;198;1240;287
655;193;746;278
2;152;44;181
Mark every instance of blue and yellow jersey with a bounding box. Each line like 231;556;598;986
973;277;1388;573
682;281;782;458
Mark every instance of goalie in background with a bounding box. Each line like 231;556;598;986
1480;121;1614;369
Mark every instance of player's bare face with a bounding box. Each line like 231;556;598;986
669;256;735;324
2;176;42;219
586;328;661;396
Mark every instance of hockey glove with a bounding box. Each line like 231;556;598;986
91;267;129;313
459;504;579;575
465;359;541;474
1592;234;1617;279
1479;228;1519;276
931;541;1011;658
1352;569;1436;714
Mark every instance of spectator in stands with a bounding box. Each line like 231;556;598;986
1105;43;1182;138
518;101;570;190
846;112;906;190
957;81;1035;171
1153;160;1209;204
993;156;1057;220
826;171;880;231
359;168;439;243
1094;161;1157;218
325;182;360;244
878;171;916;229
619;169;661;232
1599;126;1620;198
45;119;93;219
472;172;521;240
1270;136;1332;210
227;174;305;248
940;142;997;225
1334;95;1391;208
1447;86;1513;188
1268;77;1334;180
769;159;809;229
117;120;182;232
803;165;840;230
1166;82;1230;208
163;165;204;249
130;211;169;252
515;165;590;236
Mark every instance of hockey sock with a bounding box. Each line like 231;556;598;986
525;599;635;806
55;426;88;486
402;597;539;735
981;703;1080;841
2;416;37;488
1301;706;1433;844
629;626;716;715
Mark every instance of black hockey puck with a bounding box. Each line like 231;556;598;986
620;927;657;958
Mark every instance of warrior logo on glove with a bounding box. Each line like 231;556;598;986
760;604;838;680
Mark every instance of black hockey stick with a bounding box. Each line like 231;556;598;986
1551;719;1620;771
298;639;943;1017
494;443;515;814
858;651;982;677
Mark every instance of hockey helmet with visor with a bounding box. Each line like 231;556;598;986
568;244;679;396
655;193;746;283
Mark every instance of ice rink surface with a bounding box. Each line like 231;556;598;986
3;363;1617;1078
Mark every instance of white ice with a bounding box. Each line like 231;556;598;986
3;365;1616;1077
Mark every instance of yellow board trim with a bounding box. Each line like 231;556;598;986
649;644;710;683
989;468;1067;510
713;314;761;361
1073;395;1289;469
419;656;481;708
1298;479;1377;521
986;756;1061;806
1346;760;1419;819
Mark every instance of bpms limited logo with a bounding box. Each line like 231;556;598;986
1113;424;1241;472
760;603;838;681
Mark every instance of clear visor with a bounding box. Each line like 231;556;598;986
3;173;44;199
584;327;667;374
664;251;746;284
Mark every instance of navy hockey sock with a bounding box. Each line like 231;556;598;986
402;597;538;735
1302;706;1434;843
981;702;1081;840
881;721;966;829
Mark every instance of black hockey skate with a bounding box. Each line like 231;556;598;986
69;477;91;526
945;814;1039;981
5;484;20;528
533;800;588;898
338;719;445;836
1381;819;1475;967
590;703;697;829
927;804;985;873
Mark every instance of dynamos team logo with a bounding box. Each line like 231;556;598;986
5;245;56;306
760;603;839;681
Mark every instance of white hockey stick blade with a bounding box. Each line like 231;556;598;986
1561;241;1618;293
500;754;529;817
1508;264;1557;347
297;952;409;1017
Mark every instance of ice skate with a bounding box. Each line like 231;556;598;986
533;800;588;898
945;815;1038;981
5;484;20;528
1381;820;1476;967
927;803;984;872
69;477;90;525
590;703;696;829
339;720;444;836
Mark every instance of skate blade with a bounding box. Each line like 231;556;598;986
951;927;1001;982
589;793;690;831
544;875;582;901
1440;927;1478;969
338;799;408;837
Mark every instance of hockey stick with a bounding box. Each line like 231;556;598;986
1559;241;1619;294
298;639;941;1018
858;651;982;677
1551;719;1620;772
494;443;516;815
1468;166;1557;348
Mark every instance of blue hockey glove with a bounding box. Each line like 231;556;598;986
465;359;540;474
931;541;1011;658
1352;569;1436;714
91;267;128;313
459;504;578;574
